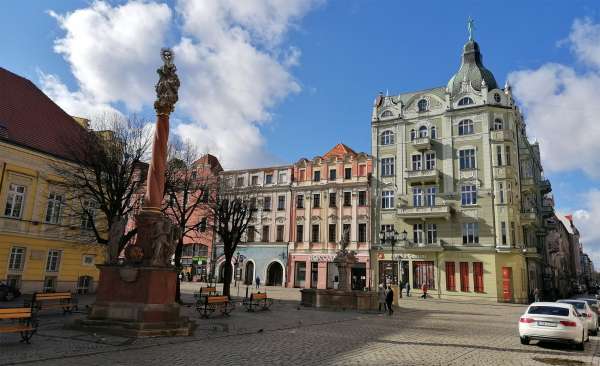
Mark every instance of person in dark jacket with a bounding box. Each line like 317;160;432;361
385;285;394;315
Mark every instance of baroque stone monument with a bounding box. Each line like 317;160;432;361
77;49;191;336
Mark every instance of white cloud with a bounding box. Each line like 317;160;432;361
568;189;600;268
45;0;320;169
509;18;600;178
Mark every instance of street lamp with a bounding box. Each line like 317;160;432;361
379;228;399;284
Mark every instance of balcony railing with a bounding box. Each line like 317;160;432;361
491;129;514;142
405;169;438;184
520;209;537;224
411;137;431;150
397;204;451;219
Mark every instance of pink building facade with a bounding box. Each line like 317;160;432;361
287;144;373;290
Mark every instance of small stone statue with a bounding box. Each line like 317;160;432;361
154;48;180;115
148;217;180;267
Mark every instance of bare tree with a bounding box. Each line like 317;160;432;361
53;114;151;262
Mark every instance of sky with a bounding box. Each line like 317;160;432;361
2;0;600;267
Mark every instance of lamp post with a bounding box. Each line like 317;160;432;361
379;228;398;284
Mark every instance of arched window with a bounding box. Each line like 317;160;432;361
493;118;504;131
417;99;428;112
418;126;428;138
410;129;416;141
380;130;394;145
458;97;474;106
458;119;474;135
381;110;393;118
493;93;501;103
430;126;437;139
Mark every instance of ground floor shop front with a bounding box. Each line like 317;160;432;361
287;252;371;290
215;244;288;287
373;248;529;303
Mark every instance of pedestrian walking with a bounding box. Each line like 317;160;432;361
533;287;540;303
421;283;428;299
255;275;261;289
378;284;386;312
385;285;394;315
405;282;411;297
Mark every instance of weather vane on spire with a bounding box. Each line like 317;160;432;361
467;16;475;41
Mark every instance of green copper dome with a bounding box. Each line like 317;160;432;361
447;40;497;96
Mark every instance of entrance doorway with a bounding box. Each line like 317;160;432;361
502;267;513;302
244;261;254;285
267;262;283;286
378;260;398;285
351;263;366;290
401;261;409;286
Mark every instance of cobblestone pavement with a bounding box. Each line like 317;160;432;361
1;287;600;366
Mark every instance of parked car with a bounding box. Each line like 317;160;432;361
557;300;598;336
580;298;600;315
519;302;588;350
0;281;21;301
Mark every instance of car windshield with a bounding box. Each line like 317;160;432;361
582;299;597;306
560;301;585;310
528;306;569;316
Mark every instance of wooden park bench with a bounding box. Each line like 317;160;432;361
243;292;273;312
25;292;78;314
196;295;234;318
0;307;37;344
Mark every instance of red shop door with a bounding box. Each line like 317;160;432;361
502;267;513;302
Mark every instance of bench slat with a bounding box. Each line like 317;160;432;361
0;308;30;314
252;293;267;300
35;292;71;297
35;295;72;300
202;287;217;292
0;325;34;333
207;296;228;304
0;313;31;319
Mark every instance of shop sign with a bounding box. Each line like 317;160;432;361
311;254;336;262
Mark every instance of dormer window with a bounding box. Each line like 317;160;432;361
381;110;393;118
431;126;437;139
380;130;394;145
458;97;474;106
417;99;428;112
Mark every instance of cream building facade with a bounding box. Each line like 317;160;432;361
371;37;553;303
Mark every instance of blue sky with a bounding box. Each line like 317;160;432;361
2;0;600;265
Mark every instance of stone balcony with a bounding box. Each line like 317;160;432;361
540;204;553;218
540;179;552;195
0;216;94;242
398;241;444;252
411;137;431;150
397;204;451;219
405;169;439;185
491;129;514;142
520;208;537;224
493;166;516;179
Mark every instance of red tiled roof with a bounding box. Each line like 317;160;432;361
323;143;357;158
0;67;87;160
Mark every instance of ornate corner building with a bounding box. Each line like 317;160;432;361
370;37;556;303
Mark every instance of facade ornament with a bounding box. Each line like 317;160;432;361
154;48;180;116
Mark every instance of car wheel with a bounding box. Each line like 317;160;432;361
520;337;530;345
576;332;585;350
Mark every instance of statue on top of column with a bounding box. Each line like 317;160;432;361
154;48;180;115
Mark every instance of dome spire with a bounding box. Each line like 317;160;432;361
467;16;475;41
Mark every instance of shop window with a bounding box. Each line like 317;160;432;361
294;262;306;287
460;262;469;292
413;261;435;289
445;262;456;291
311;262;319;289
473;262;484;293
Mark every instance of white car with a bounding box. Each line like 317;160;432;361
557;299;598;336
519;302;588;350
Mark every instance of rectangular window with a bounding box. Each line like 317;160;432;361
46;250;61;272
459;149;476;170
297;194;304;209
311;224;320;242
358;223;367;243
251;176;258;186
236;177;244;187
381;158;395;176
412;187;423;207
381;191;394;209
445;262;456;291
265;174;273;184
8;247;26;271
505;146;511;166
411;155;422;171
329;169;337;181
413;261;435;289
296;224;303;242
426;223;437;244
276;225;284;242
199;218;207;232
329;192;336;207
344;167;352;179
262;225;270;242
81;199;97;229
511;222;516;247
277;195;285;210
413;223;424;244
45;192;64;224
358;191;367;206
249;197;257;210
299;169;305;181
358;164;366;176
461;185;477;205
43;276;57;293
343;224;351;242
278;172;287;183
498;182;505;204
247;226;255;242
425;152;436;170
462;223;479;244
4;184;26;218
313;170;321;182
381;224;394;233
263;196;272;211
295;262;306;287
501;221;507;245
200;189;209;203
473;262;484;293
343;191;352;206
425;187;436;207
313;194;320;208
329;223;336;243
460;262;469;292
496;145;503;166
311;262;318;289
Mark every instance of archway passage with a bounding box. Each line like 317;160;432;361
266;262;283;286
218;263;226;283
244;262;254;285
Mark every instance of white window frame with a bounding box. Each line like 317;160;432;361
8;246;26;271
411;154;422;171
459;149;476;170
458;119;474;135
417;99;429;112
413;223;424;244
493;118;504;130
381;191;394;209
425;152;436;170
458;97;474;106
46;249;62;272
380;130;394;145
412;187;423;207
4;184;26;218
45;192;64;224
462;222;479;244
418;126;428;138
80;199;98;230
426;223;437;244
461;185;477;206
425;187;436;207
381;157;395;177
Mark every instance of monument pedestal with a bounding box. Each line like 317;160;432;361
75;265;192;337
300;289;378;312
